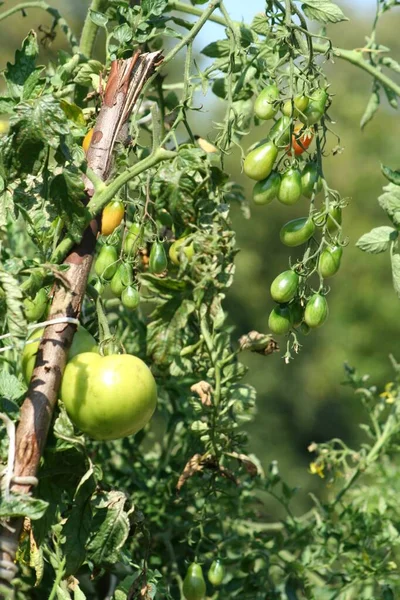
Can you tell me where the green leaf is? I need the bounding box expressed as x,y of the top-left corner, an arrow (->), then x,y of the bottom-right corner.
201,40 -> 231,58
301,0 -> 348,23
4,31 -> 39,99
0,269 -> 27,338
86,491 -> 130,566
113,23 -> 133,44
381,56 -> 400,74
383,84 -> 398,109
0,98 -> 16,114
360,88 -> 380,130
142,0 -> 168,16
356,226 -> 398,254
73,60 -> 103,87
59,100 -> 86,126
49,167 -> 89,243
89,10 -> 108,27
251,14 -> 270,36
391,252 -> 400,298
381,165 -> 400,187
0,494 -> 48,520
0,370 -> 25,401
378,183 -> 400,226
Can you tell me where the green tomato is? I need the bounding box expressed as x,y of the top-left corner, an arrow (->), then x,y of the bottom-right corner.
243,141 -> 278,181
318,245 -> 343,278
60,352 -> 157,440
94,244 -> 118,280
268,116 -> 291,146
304,294 -> 329,328
208,559 -> 225,587
123,222 -> 144,255
110,263 -> 132,297
282,95 -> 309,117
301,162 -> 322,199
254,84 -> 280,120
289,300 -> 304,327
278,168 -> 302,206
149,241 -> 168,274
326,206 -> 342,233
121,285 -> 140,310
280,217 -> 315,247
268,304 -> 292,335
183,563 -> 206,600
252,171 -> 281,206
23,288 -> 48,323
22,326 -> 98,384
270,270 -> 299,304
300,88 -> 328,126
169,236 -> 194,265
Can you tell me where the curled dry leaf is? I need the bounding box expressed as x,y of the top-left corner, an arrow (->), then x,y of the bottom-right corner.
225,451 -> 260,477
176,453 -> 203,491
239,330 -> 279,355
190,380 -> 213,406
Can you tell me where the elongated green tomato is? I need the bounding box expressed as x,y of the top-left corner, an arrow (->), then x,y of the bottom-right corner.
94,244 -> 118,280
243,141 -> 278,181
22,326 -> 98,384
149,241 -> 167,274
252,171 -> 281,205
101,200 -> 124,236
301,162 -> 322,198
183,563 -> 206,600
208,559 -> 225,587
60,352 -> 157,440
270,270 -> 299,303
268,304 -> 292,335
23,288 -> 48,323
123,223 -> 144,255
121,285 -> 140,310
268,116 -> 291,146
326,206 -> 342,233
169,236 -> 195,265
282,95 -> 309,117
304,294 -> 329,328
254,84 -> 280,120
280,217 -> 315,247
110,263 -> 132,296
278,168 -> 302,206
318,245 -> 343,278
289,300 -> 304,327
300,88 -> 328,126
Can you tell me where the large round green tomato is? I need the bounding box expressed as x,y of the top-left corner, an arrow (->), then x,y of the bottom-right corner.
268,304 -> 292,335
268,116 -> 291,146
280,217 -> 315,247
252,171 -> 281,205
183,563 -> 206,600
318,245 -> 343,278
304,294 -> 328,328
254,84 -> 279,120
278,168 -> 302,206
60,353 -> 157,441
243,141 -> 278,181
300,88 -> 328,126
22,326 -> 98,384
270,270 -> 299,303
301,162 -> 322,199
208,559 -> 225,587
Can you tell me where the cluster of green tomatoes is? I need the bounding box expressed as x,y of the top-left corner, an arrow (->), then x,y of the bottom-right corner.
183,560 -> 225,600
243,83 -> 343,336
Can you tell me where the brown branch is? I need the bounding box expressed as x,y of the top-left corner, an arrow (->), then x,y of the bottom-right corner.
0,50 -> 163,591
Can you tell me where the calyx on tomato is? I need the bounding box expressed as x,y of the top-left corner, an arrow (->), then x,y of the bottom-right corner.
243,141 -> 278,181
270,270 -> 299,304
60,352 -> 157,440
280,217 -> 315,247
277,168 -> 302,206
183,563 -> 206,600
254,84 -> 280,120
252,171 -> 281,205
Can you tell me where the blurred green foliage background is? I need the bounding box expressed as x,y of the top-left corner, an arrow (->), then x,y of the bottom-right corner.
1,0 -> 399,510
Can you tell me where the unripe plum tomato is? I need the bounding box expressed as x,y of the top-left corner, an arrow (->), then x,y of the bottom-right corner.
287,124 -> 314,156
124,222 -> 144,255
60,352 -> 157,441
82,127 -> 94,154
243,141 -> 278,181
252,171 -> 281,205
304,293 -> 329,328
94,244 -> 118,280
300,88 -> 328,126
268,304 -> 292,335
169,236 -> 194,265
301,162 -> 322,198
254,84 -> 280,120
268,116 -> 291,146
23,288 -> 48,323
326,205 -> 342,233
22,326 -> 98,384
282,95 -> 309,117
183,563 -> 206,600
270,270 -> 299,304
121,285 -> 140,310
101,200 -> 124,236
149,241 -> 167,274
278,168 -> 302,205
318,245 -> 343,278
110,262 -> 132,297
280,217 -> 315,247
208,559 -> 225,587
289,300 -> 304,327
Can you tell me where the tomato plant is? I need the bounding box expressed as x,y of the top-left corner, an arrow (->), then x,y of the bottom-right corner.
94,244 -> 118,280
149,241 -> 167,274
304,294 -> 329,328
268,304 -> 293,335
